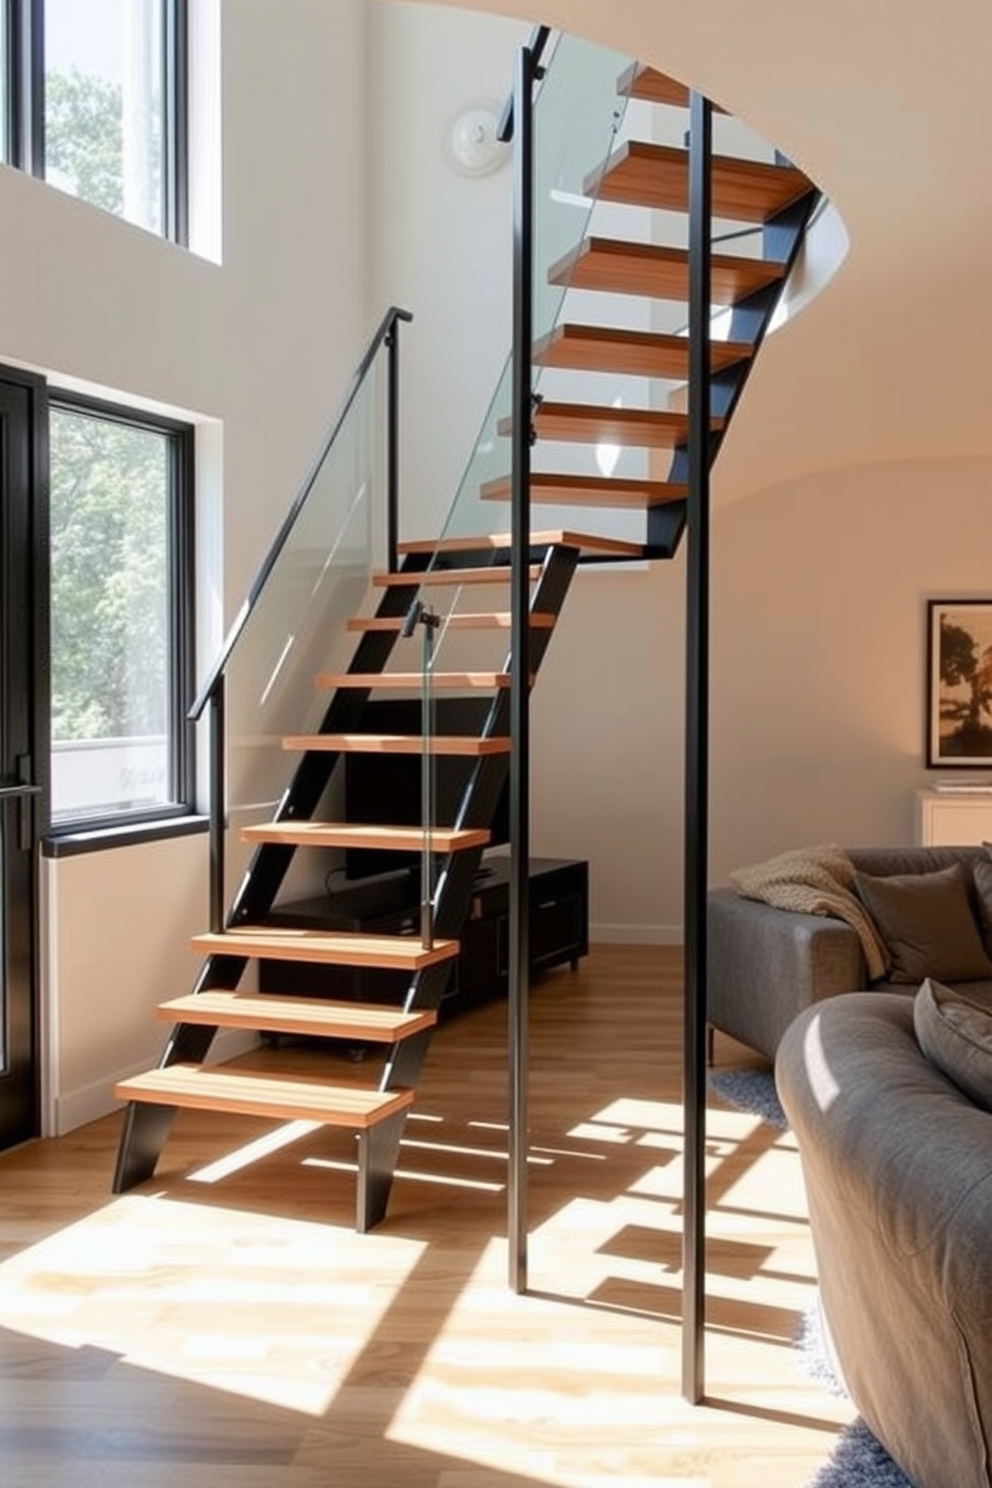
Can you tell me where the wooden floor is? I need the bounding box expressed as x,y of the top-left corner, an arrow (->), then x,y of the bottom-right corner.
0,945 -> 852,1487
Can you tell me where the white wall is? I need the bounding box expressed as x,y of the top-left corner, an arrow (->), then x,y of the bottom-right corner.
1,0 -> 371,1132
367,2 -> 529,538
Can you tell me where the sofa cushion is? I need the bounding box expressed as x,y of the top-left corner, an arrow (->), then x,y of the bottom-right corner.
914,977 -> 992,1111
853,861 -> 992,983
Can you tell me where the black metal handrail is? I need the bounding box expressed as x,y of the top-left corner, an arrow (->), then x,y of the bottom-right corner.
189,303 -> 413,722
496,24 -> 552,143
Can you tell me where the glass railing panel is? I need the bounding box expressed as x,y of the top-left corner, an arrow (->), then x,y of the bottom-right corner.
425,35 -> 799,556
220,357 -> 386,903
430,33 -> 635,550
530,33 -> 635,347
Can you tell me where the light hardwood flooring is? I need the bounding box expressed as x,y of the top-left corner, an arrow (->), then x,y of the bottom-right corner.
0,944 -> 852,1487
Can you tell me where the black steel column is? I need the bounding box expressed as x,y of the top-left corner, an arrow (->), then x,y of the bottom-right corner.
508,39 -> 535,1295
209,678 -> 225,933
386,315 -> 402,575
682,89 -> 712,1405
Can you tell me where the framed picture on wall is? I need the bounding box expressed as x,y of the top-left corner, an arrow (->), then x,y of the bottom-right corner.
927,599 -> 992,766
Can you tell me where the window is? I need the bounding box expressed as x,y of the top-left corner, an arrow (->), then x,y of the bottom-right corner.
48,394 -> 194,829
2,0 -> 187,242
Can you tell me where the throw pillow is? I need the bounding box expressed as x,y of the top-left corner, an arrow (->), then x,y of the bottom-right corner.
914,977 -> 992,1111
852,862 -> 992,984
974,856 -> 992,957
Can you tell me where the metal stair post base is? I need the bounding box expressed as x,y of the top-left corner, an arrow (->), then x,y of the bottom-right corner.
112,1101 -> 178,1193
355,1111 -> 408,1233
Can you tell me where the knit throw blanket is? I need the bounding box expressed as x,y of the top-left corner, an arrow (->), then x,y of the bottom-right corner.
730,844 -> 888,981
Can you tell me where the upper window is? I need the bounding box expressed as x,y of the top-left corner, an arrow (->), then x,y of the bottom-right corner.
2,0 -> 187,242
48,394 -> 195,829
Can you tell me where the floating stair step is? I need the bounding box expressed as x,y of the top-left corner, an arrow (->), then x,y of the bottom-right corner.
372,565 -> 542,587
547,237 -> 785,304
618,62 -> 726,112
395,528 -> 638,558
241,821 -> 491,853
155,991 -> 437,1044
192,926 -> 459,971
401,532 -> 645,559
585,140 -> 811,221
281,733 -> 511,756
347,611 -> 555,632
115,1065 -> 413,1128
533,324 -> 751,379
481,473 -> 687,509
501,402 -> 722,449
315,670 -> 512,691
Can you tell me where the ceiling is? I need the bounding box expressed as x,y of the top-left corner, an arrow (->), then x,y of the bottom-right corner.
387,0 -> 992,503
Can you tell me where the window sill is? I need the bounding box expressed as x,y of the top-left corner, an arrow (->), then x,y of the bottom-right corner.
42,813 -> 209,858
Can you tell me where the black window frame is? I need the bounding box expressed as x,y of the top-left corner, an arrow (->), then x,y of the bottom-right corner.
2,0 -> 189,245
44,389 -> 197,845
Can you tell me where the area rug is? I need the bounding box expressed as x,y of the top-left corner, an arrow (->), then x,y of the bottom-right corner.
806,1418 -> 914,1488
797,1305 -> 914,1488
707,1066 -> 788,1129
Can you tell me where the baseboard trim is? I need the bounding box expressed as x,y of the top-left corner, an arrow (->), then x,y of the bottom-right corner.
590,923 -> 684,946
54,1028 -> 260,1136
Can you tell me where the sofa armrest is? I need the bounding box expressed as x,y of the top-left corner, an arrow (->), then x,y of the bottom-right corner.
707,886 -> 869,1060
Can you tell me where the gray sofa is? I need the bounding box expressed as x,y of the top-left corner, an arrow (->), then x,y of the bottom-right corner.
777,990 -> 992,1488
708,844 -> 992,1061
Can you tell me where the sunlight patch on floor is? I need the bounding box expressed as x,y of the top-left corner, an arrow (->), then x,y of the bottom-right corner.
0,1193 -> 426,1415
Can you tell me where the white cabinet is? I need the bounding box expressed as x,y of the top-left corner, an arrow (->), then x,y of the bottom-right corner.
915,789 -> 992,846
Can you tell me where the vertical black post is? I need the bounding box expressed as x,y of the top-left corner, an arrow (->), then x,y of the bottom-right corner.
386,314 -> 402,575
8,0 -> 44,176
419,608 -> 438,951
508,39 -> 534,1295
209,677 -> 226,933
682,89 -> 712,1405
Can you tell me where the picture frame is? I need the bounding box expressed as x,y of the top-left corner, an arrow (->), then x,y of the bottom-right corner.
927,599 -> 992,766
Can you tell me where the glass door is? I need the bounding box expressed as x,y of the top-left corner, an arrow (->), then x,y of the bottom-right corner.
0,372 -> 43,1150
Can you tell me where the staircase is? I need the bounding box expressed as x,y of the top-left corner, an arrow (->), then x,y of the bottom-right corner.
112,40 -> 818,1232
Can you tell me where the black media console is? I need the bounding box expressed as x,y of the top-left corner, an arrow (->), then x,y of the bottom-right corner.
261,856 -> 589,1014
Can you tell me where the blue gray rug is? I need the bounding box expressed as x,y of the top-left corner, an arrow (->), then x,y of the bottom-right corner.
707,1066 -> 788,1129
806,1418 -> 914,1488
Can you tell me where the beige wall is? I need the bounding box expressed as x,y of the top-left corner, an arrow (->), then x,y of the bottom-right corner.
41,836 -> 210,1133
526,456 -> 992,939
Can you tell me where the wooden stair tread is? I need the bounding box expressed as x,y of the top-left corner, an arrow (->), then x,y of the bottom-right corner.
315,670 -> 512,690
395,529 -> 639,557
533,323 -> 751,379
241,821 -> 491,852
192,926 -> 459,971
502,402 -> 723,449
585,140 -> 812,221
397,529 -> 646,559
156,991 -> 436,1043
115,1065 -> 413,1128
372,565 -> 542,587
281,733 -> 511,756
481,473 -> 687,509
618,62 -> 726,113
347,611 -> 555,632
547,237 -> 784,304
